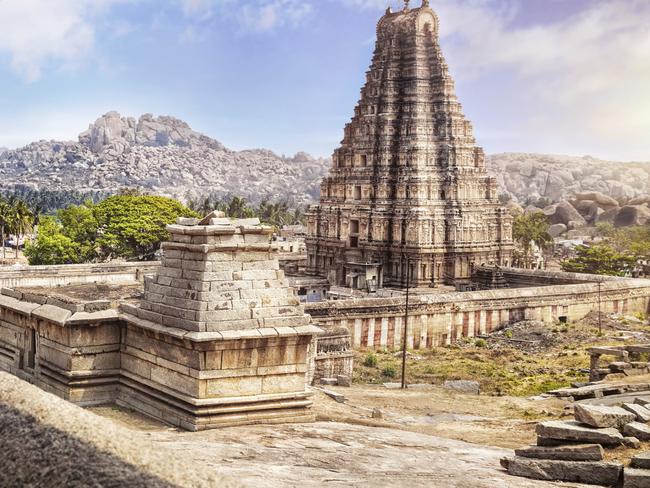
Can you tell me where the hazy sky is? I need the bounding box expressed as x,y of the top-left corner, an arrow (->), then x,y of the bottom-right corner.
0,0 -> 649,161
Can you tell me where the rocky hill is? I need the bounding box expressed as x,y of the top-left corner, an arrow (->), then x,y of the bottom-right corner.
487,153 -> 650,234
0,112 -> 328,205
1,113 -> 649,217
487,153 -> 650,205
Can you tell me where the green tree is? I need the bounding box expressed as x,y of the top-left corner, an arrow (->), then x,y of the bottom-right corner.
610,226 -> 650,260
94,195 -> 198,260
57,202 -> 99,261
512,211 -> 552,266
24,217 -> 83,265
225,196 -> 255,219
561,244 -> 636,276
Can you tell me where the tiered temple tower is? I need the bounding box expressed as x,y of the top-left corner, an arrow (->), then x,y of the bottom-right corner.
305,1 -> 513,289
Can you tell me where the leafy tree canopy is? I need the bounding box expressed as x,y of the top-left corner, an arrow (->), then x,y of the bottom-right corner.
561,244 -> 636,276
512,211 -> 552,253
25,195 -> 197,265
24,217 -> 82,266
94,195 -> 198,260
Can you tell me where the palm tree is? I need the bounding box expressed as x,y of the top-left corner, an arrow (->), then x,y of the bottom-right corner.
0,197 -> 10,260
10,200 -> 34,259
227,196 -> 253,218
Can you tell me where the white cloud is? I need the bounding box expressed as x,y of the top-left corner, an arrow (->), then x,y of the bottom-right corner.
0,0 -> 132,82
430,0 -> 650,159
177,0 -> 312,33
239,0 -> 312,32
178,0 -> 218,19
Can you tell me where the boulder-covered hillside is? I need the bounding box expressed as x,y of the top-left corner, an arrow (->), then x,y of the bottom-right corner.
1,113 -> 649,212
0,112 -> 328,205
487,153 -> 650,204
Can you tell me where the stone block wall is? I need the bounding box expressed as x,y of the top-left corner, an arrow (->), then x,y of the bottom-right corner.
312,326 -> 354,384
0,216 -> 321,431
116,215 -> 321,430
0,291 -> 122,406
0,262 -> 157,289
306,273 -> 650,350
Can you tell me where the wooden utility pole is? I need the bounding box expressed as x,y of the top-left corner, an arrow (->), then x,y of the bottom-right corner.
401,257 -> 411,389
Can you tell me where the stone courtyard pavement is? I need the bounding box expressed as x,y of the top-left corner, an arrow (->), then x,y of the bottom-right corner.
143,421 -> 590,487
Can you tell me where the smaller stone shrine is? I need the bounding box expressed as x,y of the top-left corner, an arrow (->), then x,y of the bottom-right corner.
0,213 -> 321,432
120,214 -> 321,430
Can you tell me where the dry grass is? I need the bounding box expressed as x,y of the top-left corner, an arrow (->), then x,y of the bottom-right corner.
353,315 -> 650,397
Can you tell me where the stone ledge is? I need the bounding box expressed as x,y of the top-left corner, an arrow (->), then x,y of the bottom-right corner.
120,309 -> 321,343
0,294 -> 40,316
166,224 -> 274,236
67,309 -> 120,326
32,304 -> 72,326
161,242 -> 273,253
120,372 -> 312,407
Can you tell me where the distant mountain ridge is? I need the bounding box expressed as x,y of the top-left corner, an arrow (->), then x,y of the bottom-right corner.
1,112 -> 648,208
0,112 -> 328,205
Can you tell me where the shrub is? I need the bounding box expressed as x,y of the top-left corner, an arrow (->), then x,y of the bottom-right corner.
504,330 -> 513,339
382,364 -> 397,378
474,338 -> 487,348
363,352 -> 378,368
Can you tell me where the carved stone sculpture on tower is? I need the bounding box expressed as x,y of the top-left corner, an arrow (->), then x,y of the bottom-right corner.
305,4 -> 513,289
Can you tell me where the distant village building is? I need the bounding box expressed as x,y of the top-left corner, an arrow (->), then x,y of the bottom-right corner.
305,1 -> 513,290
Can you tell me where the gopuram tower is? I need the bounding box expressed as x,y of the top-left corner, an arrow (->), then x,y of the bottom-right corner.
305,1 -> 513,289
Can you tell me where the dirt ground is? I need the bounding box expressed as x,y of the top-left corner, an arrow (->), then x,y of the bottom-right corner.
93,386 -> 593,488
87,311 -> 649,486
355,311 -> 650,396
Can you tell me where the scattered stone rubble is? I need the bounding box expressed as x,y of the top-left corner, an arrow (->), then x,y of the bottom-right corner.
502,401 -> 650,486
548,382 -> 650,401
588,345 -> 650,382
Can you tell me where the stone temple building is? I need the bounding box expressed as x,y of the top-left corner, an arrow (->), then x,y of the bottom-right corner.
0,216 -> 321,431
305,0 -> 513,289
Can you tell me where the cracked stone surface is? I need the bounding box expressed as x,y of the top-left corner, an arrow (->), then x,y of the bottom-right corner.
140,421 -> 592,487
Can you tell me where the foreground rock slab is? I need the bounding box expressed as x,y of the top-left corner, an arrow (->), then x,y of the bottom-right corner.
624,468 -> 650,488
631,452 -> 650,470
514,444 -> 604,461
500,457 -> 622,486
624,437 -> 642,449
624,422 -> 650,441
623,403 -> 650,423
536,420 -> 624,446
574,404 -> 635,429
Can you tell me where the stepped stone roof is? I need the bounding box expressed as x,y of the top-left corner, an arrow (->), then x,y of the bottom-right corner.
120,213 -> 318,340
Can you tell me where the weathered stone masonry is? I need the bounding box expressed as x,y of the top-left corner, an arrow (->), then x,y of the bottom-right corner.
306,2 -> 513,289
306,269 -> 650,350
0,218 -> 321,431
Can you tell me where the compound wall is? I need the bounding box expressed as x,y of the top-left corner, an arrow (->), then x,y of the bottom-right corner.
306,271 -> 650,350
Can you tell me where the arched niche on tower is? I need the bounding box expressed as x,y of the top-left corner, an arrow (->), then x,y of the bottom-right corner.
417,11 -> 439,37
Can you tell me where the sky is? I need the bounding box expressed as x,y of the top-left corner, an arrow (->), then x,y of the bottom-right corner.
0,0 -> 649,161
